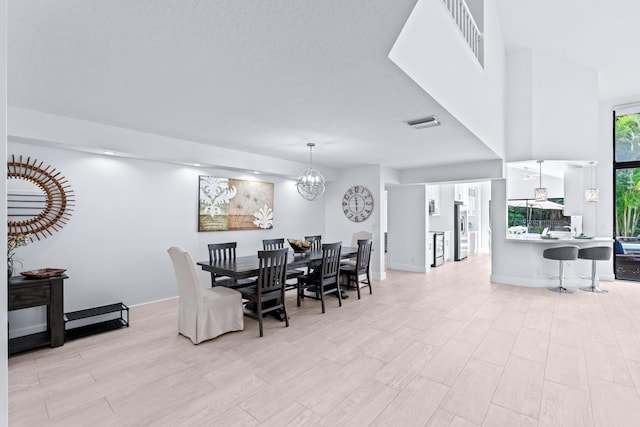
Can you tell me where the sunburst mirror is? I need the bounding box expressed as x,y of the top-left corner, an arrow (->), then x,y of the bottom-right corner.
7,155 -> 74,240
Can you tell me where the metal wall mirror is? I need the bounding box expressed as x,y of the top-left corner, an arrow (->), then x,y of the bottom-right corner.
7,155 -> 74,240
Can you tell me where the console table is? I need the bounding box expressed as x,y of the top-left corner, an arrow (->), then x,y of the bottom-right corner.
8,274 -> 67,355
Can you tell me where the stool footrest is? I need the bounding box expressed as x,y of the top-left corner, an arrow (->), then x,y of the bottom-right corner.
547,286 -> 575,293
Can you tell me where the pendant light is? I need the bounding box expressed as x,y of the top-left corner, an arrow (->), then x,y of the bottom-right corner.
534,160 -> 547,202
296,142 -> 325,201
585,161 -> 599,202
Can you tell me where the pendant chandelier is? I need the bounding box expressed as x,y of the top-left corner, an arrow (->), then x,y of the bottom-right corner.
585,161 -> 599,202
296,142 -> 325,201
534,160 -> 548,202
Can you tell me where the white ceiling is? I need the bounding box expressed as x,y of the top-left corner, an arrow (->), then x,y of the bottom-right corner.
8,1 -> 640,171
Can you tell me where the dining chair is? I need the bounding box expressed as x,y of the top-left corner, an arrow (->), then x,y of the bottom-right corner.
342,231 -> 374,266
235,248 -> 290,337
167,246 -> 244,344
208,242 -> 251,288
340,239 -> 373,299
262,238 -> 304,287
304,235 -> 322,251
297,241 -> 343,313
263,238 -> 285,250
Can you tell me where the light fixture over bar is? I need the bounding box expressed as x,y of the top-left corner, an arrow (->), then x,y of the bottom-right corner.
585,161 -> 599,202
534,160 -> 547,201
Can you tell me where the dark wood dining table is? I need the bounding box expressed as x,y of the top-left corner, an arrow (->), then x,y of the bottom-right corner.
197,247 -> 358,320
197,246 -> 358,280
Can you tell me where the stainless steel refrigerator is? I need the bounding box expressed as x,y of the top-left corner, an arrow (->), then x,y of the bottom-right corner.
454,202 -> 468,261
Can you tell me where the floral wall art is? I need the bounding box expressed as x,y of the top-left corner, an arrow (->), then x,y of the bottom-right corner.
198,176 -> 274,231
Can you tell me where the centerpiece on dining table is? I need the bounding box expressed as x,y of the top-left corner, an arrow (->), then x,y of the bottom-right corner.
287,239 -> 312,254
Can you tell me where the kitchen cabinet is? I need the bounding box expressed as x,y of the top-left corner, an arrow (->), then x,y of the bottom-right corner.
427,185 -> 440,216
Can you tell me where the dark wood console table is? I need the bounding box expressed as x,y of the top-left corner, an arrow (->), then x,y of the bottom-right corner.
8,274 -> 67,355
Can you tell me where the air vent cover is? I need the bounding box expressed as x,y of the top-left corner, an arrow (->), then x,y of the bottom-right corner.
407,116 -> 440,129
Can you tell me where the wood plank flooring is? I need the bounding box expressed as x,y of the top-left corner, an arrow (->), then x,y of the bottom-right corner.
9,253 -> 640,426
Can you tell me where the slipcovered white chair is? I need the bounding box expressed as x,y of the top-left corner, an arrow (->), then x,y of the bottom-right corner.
167,246 -> 243,344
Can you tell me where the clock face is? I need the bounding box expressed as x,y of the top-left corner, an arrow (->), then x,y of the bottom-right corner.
342,186 -> 374,222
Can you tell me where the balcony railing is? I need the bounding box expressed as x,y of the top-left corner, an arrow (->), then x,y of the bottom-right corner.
441,0 -> 483,65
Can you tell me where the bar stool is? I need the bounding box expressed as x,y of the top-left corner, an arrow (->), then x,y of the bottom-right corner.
543,246 -> 579,293
578,246 -> 612,293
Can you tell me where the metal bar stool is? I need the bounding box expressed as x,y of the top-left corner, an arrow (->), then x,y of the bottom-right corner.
543,246 -> 579,293
578,246 -> 612,293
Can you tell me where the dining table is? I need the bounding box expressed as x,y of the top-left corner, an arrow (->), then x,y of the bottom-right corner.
197,246 -> 358,319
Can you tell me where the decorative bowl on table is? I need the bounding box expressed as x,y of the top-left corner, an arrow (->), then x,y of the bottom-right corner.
20,268 -> 67,279
288,239 -> 311,254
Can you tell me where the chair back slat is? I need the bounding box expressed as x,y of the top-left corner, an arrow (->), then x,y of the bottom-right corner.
321,242 -> 342,282
257,248 -> 288,295
208,242 -> 237,263
263,238 -> 285,250
356,239 -> 373,272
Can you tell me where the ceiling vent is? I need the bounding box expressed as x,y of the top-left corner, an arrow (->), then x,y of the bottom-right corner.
406,116 -> 441,129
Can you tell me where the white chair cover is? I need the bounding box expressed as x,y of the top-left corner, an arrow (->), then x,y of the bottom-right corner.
167,246 -> 243,344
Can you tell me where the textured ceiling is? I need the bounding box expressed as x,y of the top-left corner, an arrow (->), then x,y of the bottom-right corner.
7,0 -> 496,171
8,1 -> 640,172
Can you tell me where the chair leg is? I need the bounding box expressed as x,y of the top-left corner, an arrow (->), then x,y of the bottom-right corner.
336,279 -> 343,307
320,283 -> 326,313
281,290 -> 290,328
297,279 -> 302,307
547,260 -> 575,293
257,301 -> 264,337
367,271 -> 372,295
355,274 -> 361,300
580,260 -> 608,293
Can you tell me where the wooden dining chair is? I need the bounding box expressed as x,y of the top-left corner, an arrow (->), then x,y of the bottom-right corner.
297,241 -> 343,313
263,238 -> 285,250
304,235 -> 322,251
235,248 -> 290,337
263,238 -> 304,287
340,239 -> 373,299
207,242 -> 251,288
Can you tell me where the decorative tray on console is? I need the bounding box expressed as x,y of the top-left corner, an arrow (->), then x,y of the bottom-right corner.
20,268 -> 67,279
288,239 -> 311,253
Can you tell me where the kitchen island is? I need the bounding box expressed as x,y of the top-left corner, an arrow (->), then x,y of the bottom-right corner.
490,235 -> 614,287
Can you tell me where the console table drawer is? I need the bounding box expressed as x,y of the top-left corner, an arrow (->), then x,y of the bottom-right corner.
9,283 -> 51,309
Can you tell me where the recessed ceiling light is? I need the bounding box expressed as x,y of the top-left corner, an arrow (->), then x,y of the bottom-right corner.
102,150 -> 116,155
192,163 -> 202,167
406,116 -> 441,129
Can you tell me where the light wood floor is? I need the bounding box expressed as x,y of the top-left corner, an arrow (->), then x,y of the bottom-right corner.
9,253 -> 640,426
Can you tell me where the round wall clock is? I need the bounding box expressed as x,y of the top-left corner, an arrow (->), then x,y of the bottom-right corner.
342,185 -> 374,222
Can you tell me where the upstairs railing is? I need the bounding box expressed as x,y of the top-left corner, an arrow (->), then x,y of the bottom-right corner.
441,0 -> 483,65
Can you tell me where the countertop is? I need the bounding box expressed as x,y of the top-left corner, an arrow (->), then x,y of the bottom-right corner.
506,234 -> 613,244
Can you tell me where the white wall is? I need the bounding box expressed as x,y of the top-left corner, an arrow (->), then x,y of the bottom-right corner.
506,51 -> 599,162
7,141 -> 325,337
389,0 -> 506,159
1,0 -> 8,420
387,185 -> 429,273
323,165 -> 386,280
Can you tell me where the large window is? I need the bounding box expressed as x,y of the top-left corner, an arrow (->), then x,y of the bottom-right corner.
614,106 -> 640,280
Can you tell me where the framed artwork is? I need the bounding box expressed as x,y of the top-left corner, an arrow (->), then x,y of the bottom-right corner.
198,176 -> 274,231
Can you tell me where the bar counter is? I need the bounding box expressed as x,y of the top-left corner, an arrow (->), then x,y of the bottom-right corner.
490,235 -> 614,287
